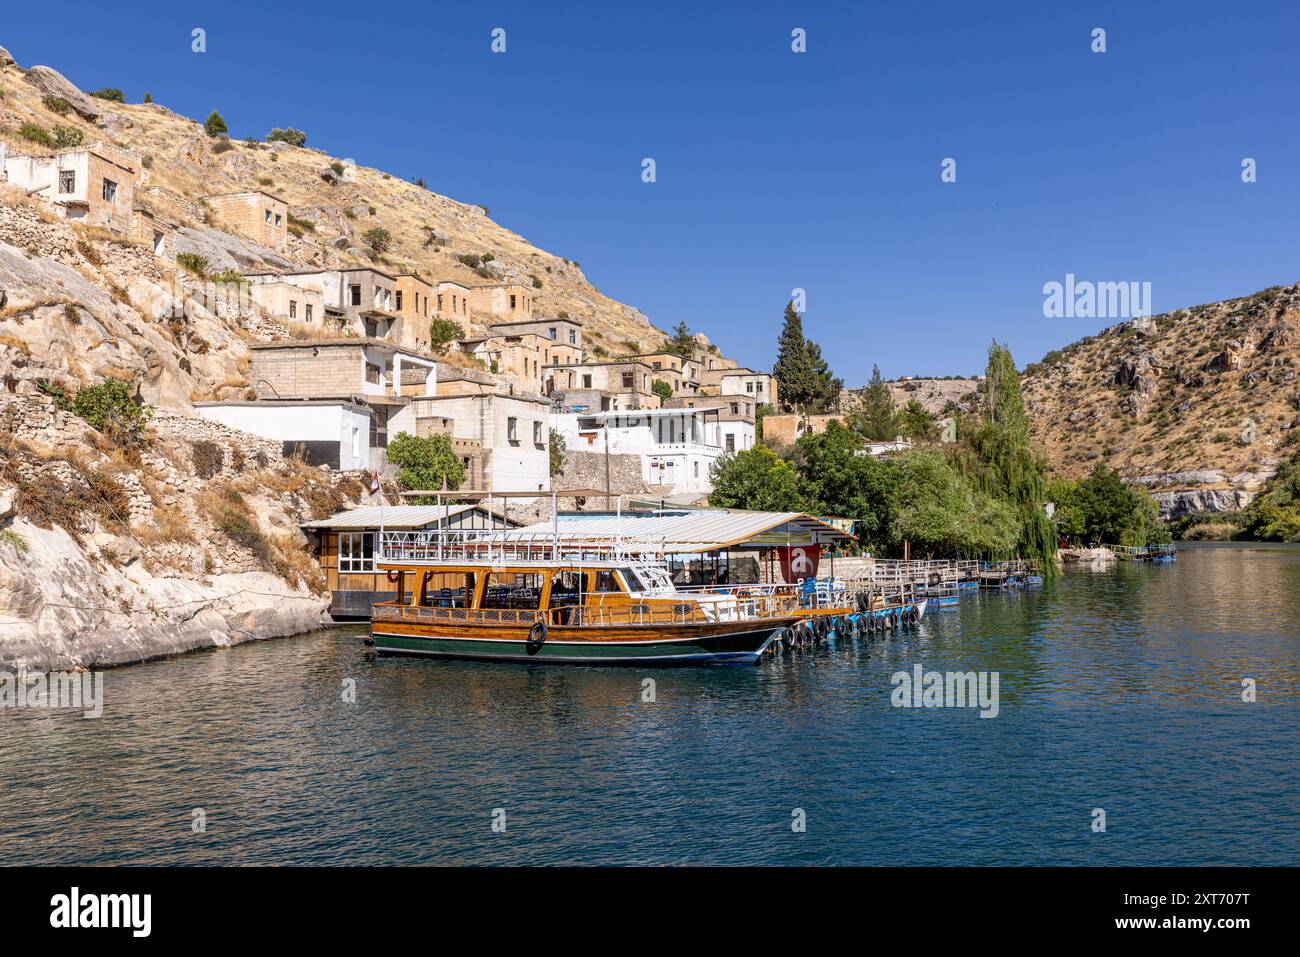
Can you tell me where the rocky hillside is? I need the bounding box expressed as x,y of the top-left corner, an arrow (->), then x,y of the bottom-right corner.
1020,283 -> 1300,516
0,43 -> 664,354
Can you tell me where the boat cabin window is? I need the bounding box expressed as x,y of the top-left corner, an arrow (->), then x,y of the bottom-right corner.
480,572 -> 543,610
418,572 -> 473,608
549,571 -> 582,609
590,569 -> 625,594
617,567 -> 646,593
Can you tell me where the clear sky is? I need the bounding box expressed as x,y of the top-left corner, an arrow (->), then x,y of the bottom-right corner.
3,0 -> 1298,384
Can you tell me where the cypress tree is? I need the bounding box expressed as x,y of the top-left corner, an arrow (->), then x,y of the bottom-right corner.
855,364 -> 898,440
773,301 -> 815,411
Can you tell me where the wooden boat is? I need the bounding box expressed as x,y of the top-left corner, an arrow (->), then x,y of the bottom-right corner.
367,530 -> 851,666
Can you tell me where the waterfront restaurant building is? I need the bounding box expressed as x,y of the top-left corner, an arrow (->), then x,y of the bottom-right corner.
302,504 -> 519,618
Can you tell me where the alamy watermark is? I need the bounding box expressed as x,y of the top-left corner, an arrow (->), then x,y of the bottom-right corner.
1043,273 -> 1151,320
890,664 -> 999,718
0,669 -> 104,718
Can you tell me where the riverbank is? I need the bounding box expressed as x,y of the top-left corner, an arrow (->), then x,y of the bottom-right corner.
0,518 -> 328,671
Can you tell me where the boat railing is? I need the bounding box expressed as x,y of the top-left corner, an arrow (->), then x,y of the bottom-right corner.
377,528 -> 666,565
372,592 -> 804,627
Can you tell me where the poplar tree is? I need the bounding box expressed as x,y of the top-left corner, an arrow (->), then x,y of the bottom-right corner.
952,342 -> 1058,573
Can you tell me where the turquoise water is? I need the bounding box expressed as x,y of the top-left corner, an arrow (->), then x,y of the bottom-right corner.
2,543 -> 1297,865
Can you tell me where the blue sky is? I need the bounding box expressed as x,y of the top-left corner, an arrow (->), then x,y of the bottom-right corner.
4,1 -> 1298,384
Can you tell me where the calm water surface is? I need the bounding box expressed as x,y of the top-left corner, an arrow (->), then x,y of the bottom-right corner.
3,543 -> 1298,865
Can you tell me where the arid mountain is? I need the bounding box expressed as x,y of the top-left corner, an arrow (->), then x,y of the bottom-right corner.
0,44 -> 664,355
1020,283 -> 1300,516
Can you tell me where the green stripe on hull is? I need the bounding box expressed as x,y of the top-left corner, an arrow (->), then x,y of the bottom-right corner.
371,628 -> 780,666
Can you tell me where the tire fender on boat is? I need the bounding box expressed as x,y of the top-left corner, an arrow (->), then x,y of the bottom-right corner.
526,620 -> 548,655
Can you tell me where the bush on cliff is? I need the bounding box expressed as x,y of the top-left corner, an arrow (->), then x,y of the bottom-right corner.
68,378 -> 153,447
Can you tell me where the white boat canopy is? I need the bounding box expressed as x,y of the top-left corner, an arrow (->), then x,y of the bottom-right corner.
497,510 -> 854,554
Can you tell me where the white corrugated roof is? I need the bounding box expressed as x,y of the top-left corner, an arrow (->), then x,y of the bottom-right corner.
302,504 -> 481,530
505,510 -> 852,553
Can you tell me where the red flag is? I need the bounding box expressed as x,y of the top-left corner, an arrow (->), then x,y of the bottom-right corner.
370,470 -> 380,494
776,544 -> 821,582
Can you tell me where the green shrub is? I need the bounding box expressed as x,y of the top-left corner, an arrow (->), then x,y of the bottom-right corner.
69,378 -> 153,445
428,317 -> 465,355
0,529 -> 29,555
19,123 -> 54,147
652,379 -> 673,401
176,253 -> 209,278
52,125 -> 84,148
362,227 -> 392,253
457,253 -> 481,269
267,127 -> 307,147
90,88 -> 125,102
42,95 -> 71,115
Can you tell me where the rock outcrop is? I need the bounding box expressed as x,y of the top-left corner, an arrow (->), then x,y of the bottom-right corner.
22,65 -> 103,122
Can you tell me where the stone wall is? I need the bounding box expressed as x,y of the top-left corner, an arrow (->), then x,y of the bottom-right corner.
251,344 -> 362,398
554,450 -> 650,495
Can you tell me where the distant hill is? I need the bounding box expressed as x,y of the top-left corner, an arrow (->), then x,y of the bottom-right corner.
1019,283 -> 1300,516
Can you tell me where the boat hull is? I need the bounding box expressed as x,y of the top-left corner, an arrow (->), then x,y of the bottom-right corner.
370,623 -> 790,666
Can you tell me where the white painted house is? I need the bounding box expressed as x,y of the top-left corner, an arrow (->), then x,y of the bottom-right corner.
552,407 -> 725,494
197,400 -> 373,471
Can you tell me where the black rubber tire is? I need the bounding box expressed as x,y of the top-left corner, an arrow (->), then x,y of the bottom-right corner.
526,620 -> 548,655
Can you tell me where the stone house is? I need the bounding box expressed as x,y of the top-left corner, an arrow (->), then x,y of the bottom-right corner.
468,282 -> 534,322
433,281 -> 474,326
394,274 -> 434,351
664,395 -> 756,455
250,280 -> 324,326
700,367 -> 778,409
544,358 -> 660,411
551,406 -> 726,494
245,268 -> 399,339
413,373 -> 552,492
197,339 -> 438,469
1,144 -> 136,233
204,190 -> 288,249
634,351 -> 702,395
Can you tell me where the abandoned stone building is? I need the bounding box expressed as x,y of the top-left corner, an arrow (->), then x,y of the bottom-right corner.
205,190 -> 289,249
1,143 -> 137,233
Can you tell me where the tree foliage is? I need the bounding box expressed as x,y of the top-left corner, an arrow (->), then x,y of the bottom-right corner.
950,342 -> 1058,573
386,432 -> 465,501
267,127 -> 307,147
651,379 -> 673,401
549,428 -> 566,476
1048,464 -> 1169,547
662,321 -> 696,358
68,378 -> 153,446
773,301 -> 816,412
852,364 -> 897,440
428,317 -> 465,355
709,446 -> 804,511
893,450 -> 1019,558
203,110 -> 228,138
362,227 -> 392,254
1239,457 -> 1300,542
